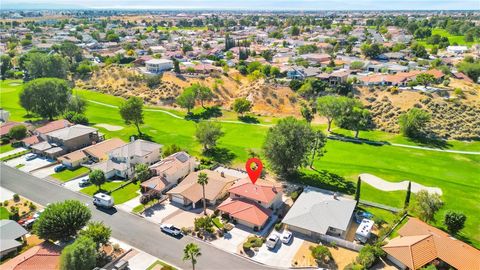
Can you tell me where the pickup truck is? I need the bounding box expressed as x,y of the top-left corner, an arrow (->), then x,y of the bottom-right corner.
160,224 -> 182,236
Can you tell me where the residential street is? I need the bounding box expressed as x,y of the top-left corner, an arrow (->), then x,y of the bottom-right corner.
0,164 -> 272,270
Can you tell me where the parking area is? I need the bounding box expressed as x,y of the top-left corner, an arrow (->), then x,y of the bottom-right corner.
5,155 -> 55,173
163,207 -> 213,228
253,232 -> 305,267
63,175 -> 89,192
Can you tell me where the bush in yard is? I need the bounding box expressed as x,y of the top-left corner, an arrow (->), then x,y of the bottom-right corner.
13,194 -> 20,201
444,211 -> 466,235
274,222 -> 283,231
135,163 -> 151,182
60,236 -> 97,270
310,245 -> 332,264
356,244 -> 385,269
8,125 -> 27,140
70,113 -> 89,125
34,200 -> 91,241
344,263 -> 364,270
79,221 -> 112,248
140,194 -> 152,205
89,169 -> 106,191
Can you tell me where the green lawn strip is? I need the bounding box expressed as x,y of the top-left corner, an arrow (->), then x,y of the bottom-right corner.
80,181 -> 140,204
146,260 -> 178,270
0,206 -> 10,219
0,150 -> 31,161
51,167 -> 90,182
15,164 -> 25,169
359,206 -> 399,225
359,182 -> 406,209
212,217 -> 224,229
0,144 -> 15,154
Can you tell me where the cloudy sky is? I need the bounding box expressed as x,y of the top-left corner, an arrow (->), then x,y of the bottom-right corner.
4,0 -> 480,10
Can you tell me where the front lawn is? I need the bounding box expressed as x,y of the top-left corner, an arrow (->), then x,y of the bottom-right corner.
146,260 -> 177,270
51,167 -> 90,182
0,143 -> 14,154
80,181 -> 140,204
0,207 -> 10,219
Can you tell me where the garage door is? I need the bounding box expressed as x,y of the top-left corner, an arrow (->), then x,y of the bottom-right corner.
171,195 -> 184,205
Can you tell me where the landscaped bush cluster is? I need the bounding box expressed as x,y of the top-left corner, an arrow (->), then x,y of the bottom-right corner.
242,236 -> 264,250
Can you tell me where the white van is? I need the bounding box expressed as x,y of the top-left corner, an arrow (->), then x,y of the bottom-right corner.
93,193 -> 114,208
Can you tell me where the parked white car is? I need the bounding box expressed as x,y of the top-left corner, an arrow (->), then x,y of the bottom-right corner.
282,231 -> 293,244
266,234 -> 280,249
25,153 -> 37,161
160,224 -> 182,236
93,193 -> 114,208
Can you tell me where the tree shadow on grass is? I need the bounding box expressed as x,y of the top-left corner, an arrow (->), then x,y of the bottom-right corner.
286,170 -> 356,195
238,115 -> 260,124
203,147 -> 236,165
329,132 -> 387,147
408,134 -> 452,150
185,106 -> 223,122
131,133 -> 154,142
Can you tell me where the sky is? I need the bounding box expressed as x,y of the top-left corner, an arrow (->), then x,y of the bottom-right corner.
3,0 -> 480,10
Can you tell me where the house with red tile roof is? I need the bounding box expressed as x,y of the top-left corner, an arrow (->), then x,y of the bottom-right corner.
383,217 -> 480,270
1,241 -> 62,270
0,122 -> 23,137
217,178 -> 283,231
34,119 -> 71,140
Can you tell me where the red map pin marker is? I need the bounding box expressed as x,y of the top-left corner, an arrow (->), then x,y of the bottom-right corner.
245,158 -> 263,184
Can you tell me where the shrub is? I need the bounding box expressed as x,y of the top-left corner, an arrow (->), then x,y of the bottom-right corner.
71,114 -> 89,125
13,194 -> 20,201
3,200 -> 8,206
310,245 -> 332,264
274,222 -> 283,231
139,194 -> 152,205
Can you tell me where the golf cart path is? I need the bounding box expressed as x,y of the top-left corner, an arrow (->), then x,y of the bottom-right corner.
86,99 -> 480,154
359,173 -> 443,195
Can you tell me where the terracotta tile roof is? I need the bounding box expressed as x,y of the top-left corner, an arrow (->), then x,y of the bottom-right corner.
167,170 -> 237,203
1,241 -> 61,270
383,218 -> 480,270
34,119 -> 71,135
58,149 -> 87,163
228,178 -> 282,204
425,69 -> 444,79
141,175 -> 170,192
21,135 -> 40,145
217,198 -> 272,227
82,138 -> 126,160
0,122 -> 22,136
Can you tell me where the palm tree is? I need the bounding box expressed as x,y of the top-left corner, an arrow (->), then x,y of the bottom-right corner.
197,172 -> 209,215
183,243 -> 201,270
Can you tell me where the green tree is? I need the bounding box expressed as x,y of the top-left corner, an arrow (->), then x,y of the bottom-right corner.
337,105 -> 371,139
183,243 -> 201,270
416,73 -> 435,86
194,84 -> 214,108
176,87 -> 197,113
413,190 -> 443,222
25,53 -> 68,79
135,163 -> 151,182
444,211 -> 466,235
263,117 -> 316,175
195,121 -> 224,151
60,236 -> 97,270
1,54 -> 12,79
8,125 -> 27,140
197,172 -> 209,215
355,177 -> 361,202
350,61 -> 364,70
317,96 -> 349,132
20,78 -> 71,120
67,95 -> 87,114
79,221 -> 112,248
33,200 -> 91,241
163,144 -> 183,157
361,43 -> 382,59
56,41 -> 83,64
457,59 -> 480,82
398,108 -> 431,138
119,96 -> 144,135
300,104 -> 314,123
89,169 -> 106,191
232,98 -> 252,116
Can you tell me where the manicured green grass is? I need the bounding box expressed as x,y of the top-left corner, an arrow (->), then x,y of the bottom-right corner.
212,217 -> 224,229
2,80 -> 479,247
80,181 -> 140,204
15,164 -> 25,169
146,260 -> 178,270
0,144 -> 14,154
416,28 -> 479,49
0,150 -> 31,161
51,167 -> 90,182
0,207 -> 10,219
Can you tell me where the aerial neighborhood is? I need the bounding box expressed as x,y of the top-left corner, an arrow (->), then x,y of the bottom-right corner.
0,6 -> 479,270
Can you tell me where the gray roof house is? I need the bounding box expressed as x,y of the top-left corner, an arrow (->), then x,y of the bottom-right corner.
0,220 -> 28,258
282,187 -> 357,240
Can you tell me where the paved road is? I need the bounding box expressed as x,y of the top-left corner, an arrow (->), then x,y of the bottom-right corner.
0,164 -> 271,270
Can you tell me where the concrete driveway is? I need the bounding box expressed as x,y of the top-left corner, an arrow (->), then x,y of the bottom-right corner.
253,232 -> 305,267
163,208 -> 213,228
142,201 -> 182,224
63,175 -> 89,192
5,155 -> 55,173
116,195 -> 141,213
211,226 -> 252,253
31,165 -> 56,178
